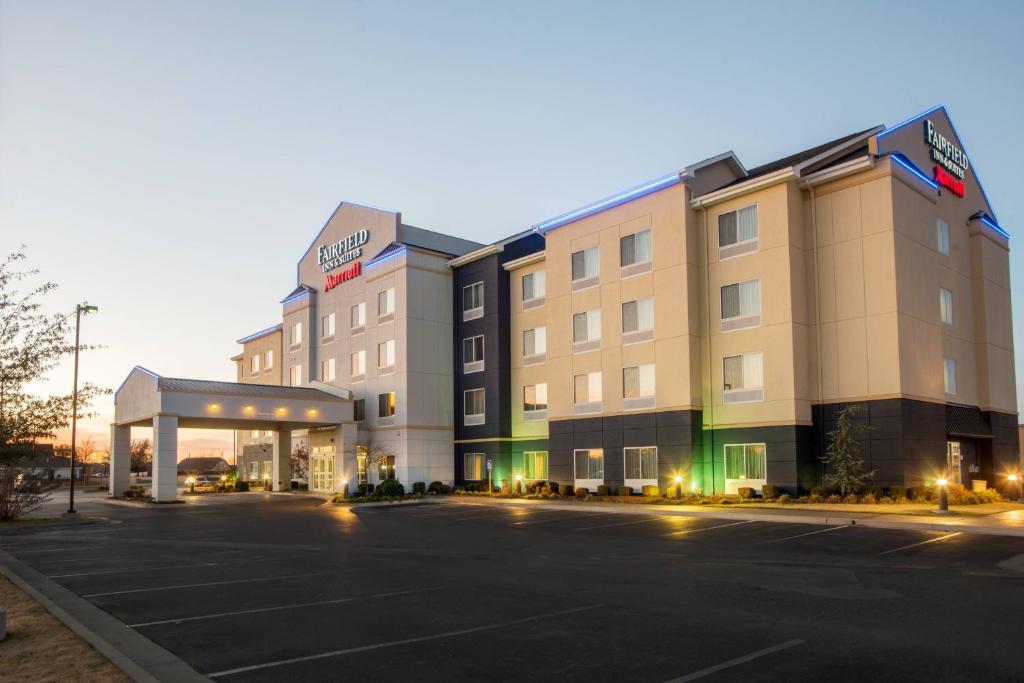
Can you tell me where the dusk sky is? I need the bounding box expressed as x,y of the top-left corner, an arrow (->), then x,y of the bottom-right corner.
2,0 -> 1022,457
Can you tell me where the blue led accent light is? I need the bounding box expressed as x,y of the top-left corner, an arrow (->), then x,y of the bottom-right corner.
281,290 -> 311,306
875,104 -> 945,141
367,247 -> 408,267
236,324 -> 283,344
534,172 -> 682,232
889,153 -> 939,190
979,215 -> 1011,239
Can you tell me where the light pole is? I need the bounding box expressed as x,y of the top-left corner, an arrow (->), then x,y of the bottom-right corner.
935,478 -> 950,514
1009,474 -> 1022,502
674,475 -> 683,501
67,303 -> 98,516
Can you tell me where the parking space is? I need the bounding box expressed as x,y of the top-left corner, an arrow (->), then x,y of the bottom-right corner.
2,496 -> 1024,681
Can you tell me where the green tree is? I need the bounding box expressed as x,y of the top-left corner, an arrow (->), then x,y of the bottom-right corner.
0,247 -> 108,462
820,404 -> 876,496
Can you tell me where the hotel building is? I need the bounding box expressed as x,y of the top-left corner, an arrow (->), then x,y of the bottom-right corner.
235,106 -> 1018,496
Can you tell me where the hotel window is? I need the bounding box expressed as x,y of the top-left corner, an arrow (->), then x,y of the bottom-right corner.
264,350 -> 273,371
574,371 -> 602,413
250,354 -> 260,376
622,297 -> 654,343
522,270 -> 546,307
378,339 -> 395,372
939,288 -> 953,325
289,365 -> 301,386
937,218 -> 950,256
523,383 -> 547,420
351,302 -> 366,331
624,447 -> 657,485
944,358 -> 957,395
723,352 -> 764,403
321,313 -> 335,339
623,364 -> 655,409
464,453 -> 484,481
574,448 -> 604,482
725,443 -> 766,483
250,429 -> 260,439
572,309 -> 601,352
353,398 -> 366,421
721,278 -> 761,331
289,322 -> 302,348
378,392 -> 395,418
350,350 -> 366,380
524,451 -> 548,480
321,357 -> 336,382
463,335 -> 485,374
249,461 -> 259,479
463,281 -> 484,320
377,288 -> 395,319
464,388 -> 485,426
523,327 -> 546,362
718,205 -> 759,259
571,246 -> 599,289
378,455 -> 396,481
620,229 -> 652,275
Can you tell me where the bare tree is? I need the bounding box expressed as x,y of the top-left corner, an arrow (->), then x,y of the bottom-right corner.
290,444 -> 309,481
361,435 -> 397,481
130,438 -> 152,474
0,468 -> 50,521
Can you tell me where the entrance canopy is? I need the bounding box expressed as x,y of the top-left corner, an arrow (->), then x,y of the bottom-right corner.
111,366 -> 356,501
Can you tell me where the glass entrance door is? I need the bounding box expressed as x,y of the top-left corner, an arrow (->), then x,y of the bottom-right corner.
310,453 -> 335,491
946,441 -> 962,485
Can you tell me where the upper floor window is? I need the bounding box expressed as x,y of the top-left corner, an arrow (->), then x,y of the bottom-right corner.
937,218 -> 950,256
378,392 -> 396,418
523,383 -> 547,420
264,350 -> 273,370
353,398 -> 366,421
378,339 -> 395,372
723,352 -> 764,403
321,357 -> 336,382
939,288 -> 953,325
523,327 -> 546,360
351,302 -> 366,330
573,309 -> 601,351
463,335 -> 484,373
721,279 -> 761,331
571,246 -> 599,290
321,313 -> 336,339
620,229 -> 652,271
574,371 -> 602,413
350,350 -> 366,379
622,298 -> 654,343
250,354 -> 260,376
623,364 -> 655,402
943,357 -> 957,395
289,365 -> 301,386
523,270 -> 546,305
463,282 -> 484,320
464,388 -> 485,426
378,288 -> 395,318
718,205 -> 759,258
289,322 -> 302,347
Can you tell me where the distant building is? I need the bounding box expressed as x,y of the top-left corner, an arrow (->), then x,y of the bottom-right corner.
176,456 -> 231,476
9,444 -> 83,480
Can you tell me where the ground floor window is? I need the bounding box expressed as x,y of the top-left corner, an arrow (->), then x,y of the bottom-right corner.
724,443 -> 766,493
249,461 -> 259,479
574,448 -> 604,483
624,446 -> 657,486
378,455 -> 396,481
464,452 -> 484,481
524,451 -> 548,480
310,453 -> 335,491
357,447 -> 368,485
260,460 -> 272,479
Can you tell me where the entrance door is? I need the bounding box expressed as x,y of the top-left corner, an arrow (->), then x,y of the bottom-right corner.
946,441 -> 962,485
310,454 -> 335,492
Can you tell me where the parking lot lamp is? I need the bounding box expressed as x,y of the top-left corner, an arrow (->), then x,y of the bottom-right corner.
186,476 -> 196,494
936,478 -> 949,513
1009,473 -> 1021,502
514,474 -> 522,495
67,303 -> 98,516
674,475 -> 683,500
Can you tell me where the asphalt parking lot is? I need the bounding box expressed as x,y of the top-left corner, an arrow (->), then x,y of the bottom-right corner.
2,493 -> 1024,682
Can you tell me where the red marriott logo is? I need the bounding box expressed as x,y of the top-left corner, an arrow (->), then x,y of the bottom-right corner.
324,261 -> 362,292
934,165 -> 965,197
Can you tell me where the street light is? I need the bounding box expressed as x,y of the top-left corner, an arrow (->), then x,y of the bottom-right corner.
935,477 -> 950,514
66,304 -> 98,516
1008,473 -> 1021,502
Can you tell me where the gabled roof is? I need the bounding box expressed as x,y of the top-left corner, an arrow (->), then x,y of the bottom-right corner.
159,376 -> 346,401
281,284 -> 316,305
236,323 -> 282,345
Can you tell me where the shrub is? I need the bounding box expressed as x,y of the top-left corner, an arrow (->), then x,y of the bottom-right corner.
465,483 -> 480,492
887,486 -> 907,500
810,486 -> 832,497
861,492 -> 878,504
584,494 -> 594,502
596,485 -> 612,496
843,493 -> 860,504
375,479 -> 405,497
737,487 -> 756,499
548,482 -> 560,494
574,487 -> 589,497
233,480 -> 250,492
412,482 -> 426,494
526,480 -> 547,495
761,485 -> 782,500
777,493 -> 792,504
560,483 -> 573,496
642,485 -> 660,498
909,486 -> 933,502
427,481 -> 444,494
501,481 -> 511,495
618,486 -> 634,497
826,495 -> 842,504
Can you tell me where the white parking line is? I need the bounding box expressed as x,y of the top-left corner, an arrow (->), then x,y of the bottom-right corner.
758,525 -> 848,544
129,585 -> 451,628
663,638 -> 805,682
208,603 -> 604,677
83,572 -> 326,598
512,511 -> 609,527
665,520 -> 757,537
877,532 -> 963,556
48,556 -> 276,579
573,516 -> 666,531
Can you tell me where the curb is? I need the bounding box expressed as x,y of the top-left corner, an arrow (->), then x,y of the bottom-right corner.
0,548 -> 208,682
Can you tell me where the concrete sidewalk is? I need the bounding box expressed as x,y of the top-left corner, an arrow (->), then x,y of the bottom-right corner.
442,496 -> 1024,538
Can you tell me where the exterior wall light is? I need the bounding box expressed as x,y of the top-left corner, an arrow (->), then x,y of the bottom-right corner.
209,403 -> 220,411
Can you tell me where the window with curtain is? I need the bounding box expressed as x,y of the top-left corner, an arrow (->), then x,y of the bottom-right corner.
723,352 -> 763,391
623,365 -> 655,399
937,218 -> 950,256
463,336 -> 484,365
378,392 -> 395,417
624,447 -> 657,480
290,322 -> 302,346
721,279 -> 761,319
620,229 -> 652,267
622,298 -> 654,334
523,327 -> 546,356
378,339 -> 395,370
353,399 -> 365,421
573,310 -> 601,342
250,355 -> 260,375
289,365 -> 301,386
724,443 -> 766,479
939,288 -> 953,325
574,372 -> 602,404
264,350 -> 273,370
351,302 -> 366,329
524,451 -> 548,479
321,358 -> 335,382
464,388 -> 485,421
464,453 -> 484,480
322,313 -> 336,338
377,288 -> 395,316
719,205 -> 758,247
462,282 -> 484,313
350,350 -> 366,378
523,271 -> 546,301
944,358 -> 957,394
571,246 -> 599,281
523,383 -> 548,413
574,449 -> 604,480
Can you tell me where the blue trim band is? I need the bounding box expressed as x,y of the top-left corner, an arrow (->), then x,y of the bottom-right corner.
236,324 -> 283,344
979,215 -> 1011,239
889,153 -> 939,190
281,290 -> 311,306
876,104 -> 944,141
367,247 -> 408,267
534,172 -> 682,233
